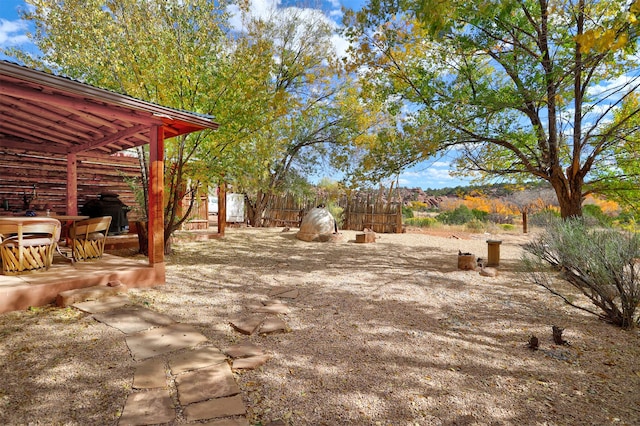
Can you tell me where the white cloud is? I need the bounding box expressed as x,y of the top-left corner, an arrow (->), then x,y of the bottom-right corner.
0,19 -> 29,47
226,0 -> 351,60
587,74 -> 640,97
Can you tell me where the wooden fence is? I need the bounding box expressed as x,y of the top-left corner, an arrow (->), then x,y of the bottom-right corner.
342,194 -> 403,233
262,194 -> 320,227
0,149 -> 142,220
263,192 -> 403,233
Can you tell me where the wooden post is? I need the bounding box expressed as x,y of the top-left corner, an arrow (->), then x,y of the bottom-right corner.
486,240 -> 502,267
66,153 -> 78,215
148,125 -> 164,264
217,182 -> 226,236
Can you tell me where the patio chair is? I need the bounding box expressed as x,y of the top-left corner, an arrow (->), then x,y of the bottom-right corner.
0,217 -> 61,275
69,216 -> 112,262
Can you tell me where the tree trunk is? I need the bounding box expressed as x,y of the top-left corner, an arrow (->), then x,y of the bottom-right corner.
246,191 -> 270,227
136,221 -> 148,256
550,172 -> 584,219
522,211 -> 528,234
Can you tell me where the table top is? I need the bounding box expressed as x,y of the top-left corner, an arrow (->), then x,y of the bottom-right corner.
0,216 -> 62,223
50,215 -> 90,221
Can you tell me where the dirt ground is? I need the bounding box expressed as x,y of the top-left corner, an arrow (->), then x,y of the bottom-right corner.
0,226 -> 639,425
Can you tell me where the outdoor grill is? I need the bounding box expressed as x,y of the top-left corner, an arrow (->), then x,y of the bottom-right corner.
81,192 -> 130,235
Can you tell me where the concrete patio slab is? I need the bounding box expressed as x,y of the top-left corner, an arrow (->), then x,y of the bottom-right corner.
133,358 -> 167,389
224,341 -> 265,359
72,295 -> 131,313
183,394 -> 246,422
169,346 -> 227,375
125,323 -> 209,361
118,389 -> 175,425
93,306 -> 176,334
176,363 -> 240,405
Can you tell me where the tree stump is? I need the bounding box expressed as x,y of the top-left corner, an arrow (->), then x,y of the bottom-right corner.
457,253 -> 477,270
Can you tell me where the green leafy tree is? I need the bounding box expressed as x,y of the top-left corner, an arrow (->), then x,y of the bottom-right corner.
10,0 -> 233,253
344,0 -> 640,218
227,7 -> 377,226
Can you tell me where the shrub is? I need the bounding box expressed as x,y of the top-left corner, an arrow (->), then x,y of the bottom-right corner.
529,208 -> 561,227
465,218 -> 485,232
582,204 -> 613,227
500,223 -> 515,231
326,203 -> 344,228
438,205 -> 472,224
405,217 -> 438,228
522,218 -> 640,329
438,205 -> 488,225
402,206 -> 414,219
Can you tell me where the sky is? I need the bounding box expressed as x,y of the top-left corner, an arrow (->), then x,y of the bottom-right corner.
0,0 -> 470,191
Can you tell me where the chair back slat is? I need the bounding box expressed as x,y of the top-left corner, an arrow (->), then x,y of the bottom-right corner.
69,216 -> 112,261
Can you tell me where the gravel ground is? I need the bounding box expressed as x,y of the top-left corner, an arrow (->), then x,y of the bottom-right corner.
1,227 -> 639,425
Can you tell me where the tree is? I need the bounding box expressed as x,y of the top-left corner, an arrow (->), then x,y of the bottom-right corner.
227,7 -> 378,226
505,186 -> 558,233
344,0 -> 640,218
10,0 -> 233,253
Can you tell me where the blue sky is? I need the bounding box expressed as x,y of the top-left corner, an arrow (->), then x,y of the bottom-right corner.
0,0 -> 469,191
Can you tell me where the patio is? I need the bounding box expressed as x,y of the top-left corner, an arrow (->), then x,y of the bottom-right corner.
0,249 -> 160,314
0,60 -> 219,312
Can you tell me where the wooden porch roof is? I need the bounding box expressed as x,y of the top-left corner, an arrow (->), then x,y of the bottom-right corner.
0,60 -> 218,155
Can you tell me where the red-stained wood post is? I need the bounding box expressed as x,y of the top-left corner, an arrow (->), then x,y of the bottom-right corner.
66,153 -> 78,215
148,125 -> 164,264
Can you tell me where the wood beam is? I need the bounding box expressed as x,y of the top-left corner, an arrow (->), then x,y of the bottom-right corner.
68,124 -> 147,154
0,84 -> 163,126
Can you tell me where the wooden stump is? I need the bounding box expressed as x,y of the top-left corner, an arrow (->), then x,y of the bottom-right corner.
355,232 -> 376,243
457,254 -> 477,270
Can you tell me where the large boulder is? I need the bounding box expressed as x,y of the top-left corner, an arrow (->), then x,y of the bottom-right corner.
296,207 -> 339,242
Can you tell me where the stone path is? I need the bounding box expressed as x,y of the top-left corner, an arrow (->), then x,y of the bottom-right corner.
70,286 -> 299,425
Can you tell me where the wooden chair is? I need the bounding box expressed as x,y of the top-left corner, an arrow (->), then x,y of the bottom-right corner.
69,216 -> 112,261
0,217 -> 61,275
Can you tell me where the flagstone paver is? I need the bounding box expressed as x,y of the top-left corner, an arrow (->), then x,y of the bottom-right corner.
247,301 -> 291,314
72,295 -> 131,313
258,317 -> 288,334
224,341 -> 265,358
118,389 -> 175,425
169,346 -> 227,375
232,354 -> 272,370
69,289 -> 294,424
176,363 -> 240,405
125,323 -> 209,360
229,316 -> 265,335
93,306 -> 176,334
133,358 -> 167,389
201,418 -> 251,426
183,394 -> 247,422
268,287 -> 299,299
